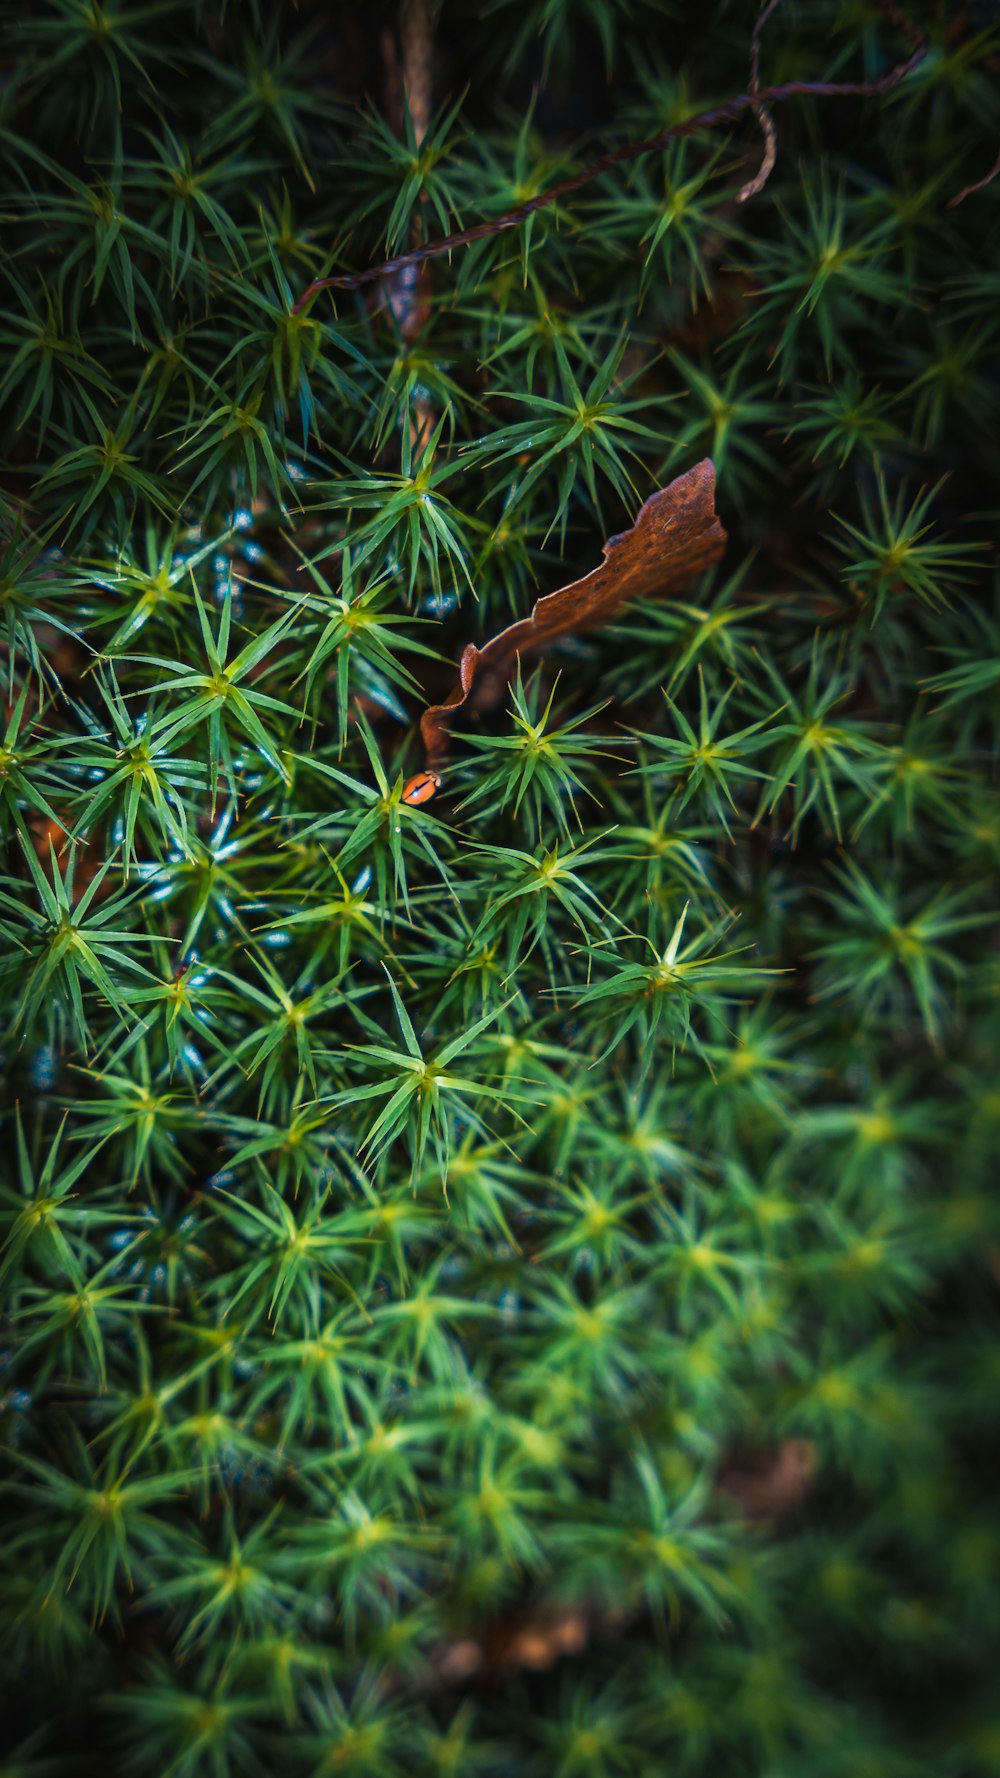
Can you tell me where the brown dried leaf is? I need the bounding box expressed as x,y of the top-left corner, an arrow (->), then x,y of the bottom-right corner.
717,1439 -> 818,1520
416,1601 -> 618,1697
420,458 -> 726,768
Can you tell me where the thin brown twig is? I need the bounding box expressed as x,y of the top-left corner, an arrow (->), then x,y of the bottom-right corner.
377,4 -> 436,356
401,0 -> 435,149
738,0 -> 782,203
398,0 -> 434,444
400,0 -> 437,445
948,146 -> 1000,207
290,6 -> 925,315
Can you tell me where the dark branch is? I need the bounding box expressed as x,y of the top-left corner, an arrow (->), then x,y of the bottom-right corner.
948,147 -> 1000,208
290,6 -> 925,316
738,0 -> 782,204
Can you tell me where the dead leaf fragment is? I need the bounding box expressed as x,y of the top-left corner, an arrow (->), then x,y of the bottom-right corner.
420,458 -> 726,768
419,1603 -> 606,1696
718,1439 -> 818,1520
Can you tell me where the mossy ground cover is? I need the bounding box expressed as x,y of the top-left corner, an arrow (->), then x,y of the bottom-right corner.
1,2 -> 998,1772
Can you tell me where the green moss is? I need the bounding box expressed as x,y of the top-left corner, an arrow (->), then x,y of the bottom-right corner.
0,1 -> 998,1772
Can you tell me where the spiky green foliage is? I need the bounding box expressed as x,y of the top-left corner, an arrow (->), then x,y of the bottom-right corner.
1,1 -> 999,1772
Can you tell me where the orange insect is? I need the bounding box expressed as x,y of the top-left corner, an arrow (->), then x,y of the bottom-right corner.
401,769 -> 442,806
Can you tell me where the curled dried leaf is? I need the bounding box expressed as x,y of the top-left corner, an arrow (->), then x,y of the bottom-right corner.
420,457 -> 727,770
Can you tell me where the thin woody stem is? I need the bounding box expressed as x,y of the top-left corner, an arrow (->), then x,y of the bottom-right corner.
948,146 -> 1000,208
401,0 -> 435,150
290,10 -> 925,316
738,0 -> 782,203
